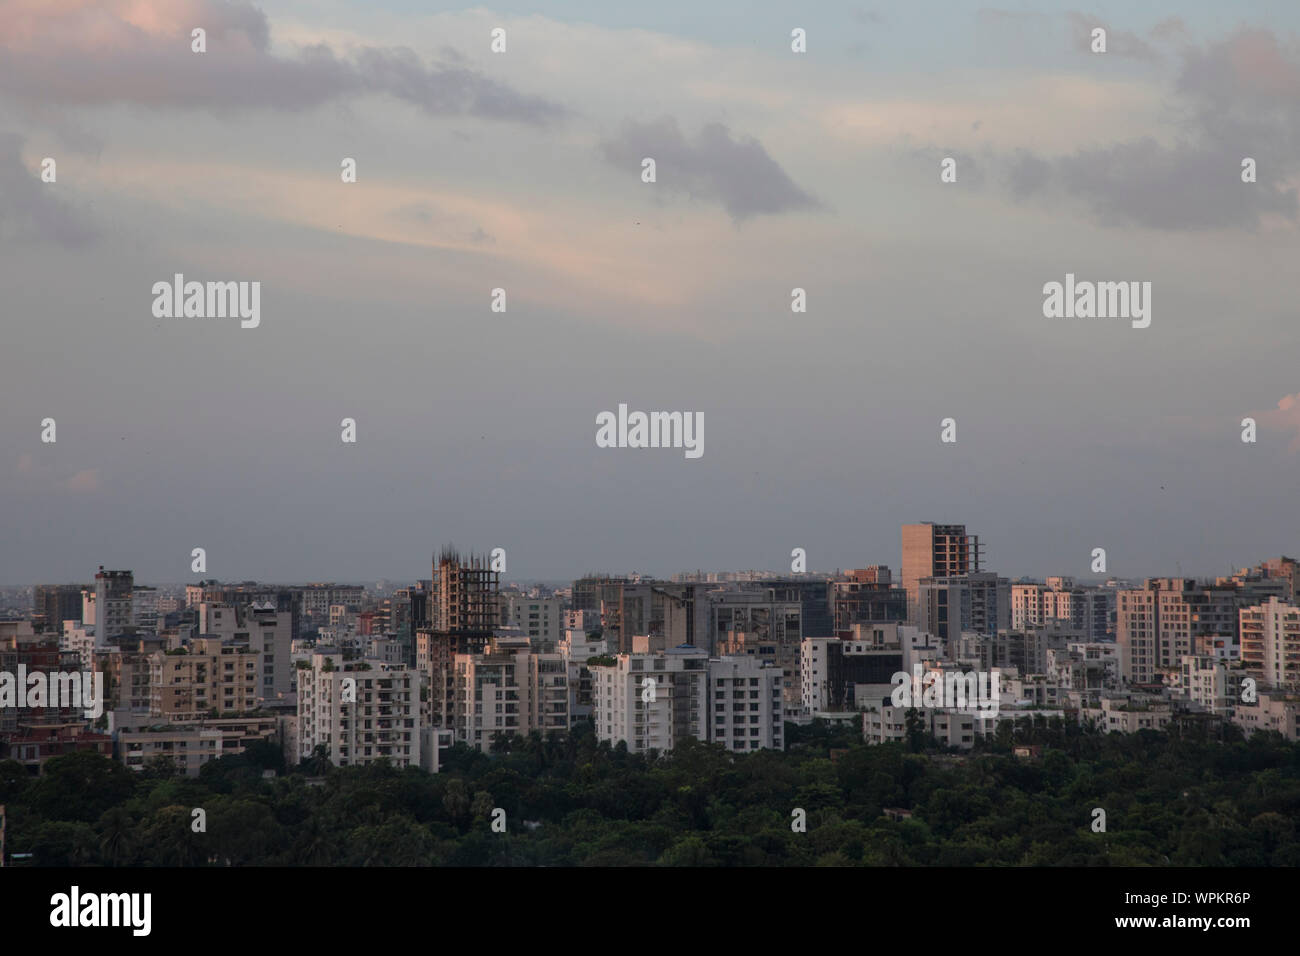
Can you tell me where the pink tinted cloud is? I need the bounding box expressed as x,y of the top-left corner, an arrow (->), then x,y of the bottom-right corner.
66,468 -> 100,493
1253,392 -> 1300,452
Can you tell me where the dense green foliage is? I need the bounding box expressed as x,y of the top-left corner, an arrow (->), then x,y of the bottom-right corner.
3,718 -> 1299,866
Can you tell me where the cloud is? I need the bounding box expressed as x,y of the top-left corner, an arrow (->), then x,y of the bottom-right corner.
1253,393 -> 1300,452
906,146 -> 986,188
1052,139 -> 1296,229
65,469 -> 100,493
976,9 -> 1045,28
0,132 -> 99,246
0,0 -> 563,123
1149,17 -> 1189,44
389,201 -> 495,243
600,118 -> 818,222
921,27 -> 1300,230
1005,149 -> 1051,200
1066,12 -> 1158,61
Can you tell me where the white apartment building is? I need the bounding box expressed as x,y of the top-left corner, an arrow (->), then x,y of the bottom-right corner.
1178,655 -> 1234,714
864,705 -> 978,749
591,646 -> 709,753
558,618 -> 608,726
297,653 -> 420,768
709,656 -> 784,752
451,636 -> 569,749
61,621 -> 96,670
1080,695 -> 1173,733
591,649 -> 783,753
1239,597 -> 1300,690
1232,691 -> 1300,741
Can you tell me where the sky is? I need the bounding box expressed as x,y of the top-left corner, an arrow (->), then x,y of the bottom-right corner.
3,0 -> 1300,585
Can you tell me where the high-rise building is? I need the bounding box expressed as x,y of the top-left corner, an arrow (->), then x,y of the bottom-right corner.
432,549 -> 499,634
1117,579 -> 1240,685
199,602 -> 294,702
90,567 -> 134,639
800,636 -> 904,715
917,572 -> 1010,651
831,568 -> 908,631
590,646 -> 709,752
298,652 -> 420,768
32,584 -> 84,634
421,549 -> 501,728
497,592 -> 565,649
760,577 -> 835,640
451,633 -> 569,749
1240,597 -> 1300,691
708,656 -> 785,753
1011,578 -> 1114,641
901,524 -> 981,624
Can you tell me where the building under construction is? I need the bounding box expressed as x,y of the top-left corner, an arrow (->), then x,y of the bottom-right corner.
418,548 -> 501,728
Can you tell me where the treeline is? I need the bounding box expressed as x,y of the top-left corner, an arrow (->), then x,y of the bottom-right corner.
3,717 -> 1299,866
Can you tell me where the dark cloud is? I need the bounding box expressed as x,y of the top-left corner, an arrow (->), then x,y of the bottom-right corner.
1045,29 -> 1300,228
600,118 -> 818,222
1054,139 -> 1296,229
0,132 -> 98,247
1005,149 -> 1051,201
0,0 -> 563,124
938,28 -> 1300,230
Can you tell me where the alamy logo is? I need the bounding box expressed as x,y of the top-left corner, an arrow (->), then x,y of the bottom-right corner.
50,886 -> 151,936
595,404 -> 703,459
0,668 -> 104,719
151,274 -> 261,328
890,665 -> 1000,717
1042,273 -> 1150,328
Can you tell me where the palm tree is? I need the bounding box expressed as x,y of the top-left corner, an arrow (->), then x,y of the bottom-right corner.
98,807 -> 134,866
